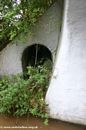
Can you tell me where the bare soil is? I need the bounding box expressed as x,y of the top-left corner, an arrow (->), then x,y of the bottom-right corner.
0,115 -> 85,130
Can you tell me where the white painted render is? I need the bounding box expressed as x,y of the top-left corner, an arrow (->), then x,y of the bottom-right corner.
46,0 -> 86,125
0,1 -> 62,76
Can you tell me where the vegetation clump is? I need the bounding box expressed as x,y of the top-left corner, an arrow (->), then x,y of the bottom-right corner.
0,61 -> 52,124
0,0 -> 56,50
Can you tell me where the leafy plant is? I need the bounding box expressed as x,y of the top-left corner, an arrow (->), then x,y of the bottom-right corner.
0,0 -> 56,50
0,62 -> 52,123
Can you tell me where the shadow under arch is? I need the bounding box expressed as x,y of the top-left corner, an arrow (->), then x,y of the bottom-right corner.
21,44 -> 53,78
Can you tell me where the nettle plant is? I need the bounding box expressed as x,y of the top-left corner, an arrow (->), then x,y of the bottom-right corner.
0,61 -> 52,124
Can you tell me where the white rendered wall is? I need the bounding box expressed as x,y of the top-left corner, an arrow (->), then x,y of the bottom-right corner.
0,1 -> 62,76
46,0 -> 86,125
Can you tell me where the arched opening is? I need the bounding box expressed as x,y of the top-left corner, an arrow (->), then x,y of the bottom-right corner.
22,44 -> 53,78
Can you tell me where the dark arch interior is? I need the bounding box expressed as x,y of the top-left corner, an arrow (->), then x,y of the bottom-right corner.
22,44 -> 53,77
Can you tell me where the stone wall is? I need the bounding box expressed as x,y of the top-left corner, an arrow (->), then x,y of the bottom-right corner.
0,1 -> 62,76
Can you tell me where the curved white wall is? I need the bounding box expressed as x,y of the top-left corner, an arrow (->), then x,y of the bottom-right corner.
0,1 -> 62,76
46,0 -> 86,125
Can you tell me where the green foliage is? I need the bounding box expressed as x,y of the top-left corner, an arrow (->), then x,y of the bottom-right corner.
0,76 -> 29,116
0,0 -> 56,50
0,64 -> 52,123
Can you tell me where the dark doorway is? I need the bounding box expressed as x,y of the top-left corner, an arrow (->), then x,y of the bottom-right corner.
22,44 -> 52,77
